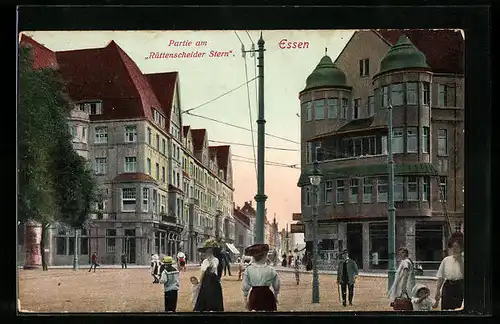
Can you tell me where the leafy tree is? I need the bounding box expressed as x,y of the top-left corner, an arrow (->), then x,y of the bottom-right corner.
18,45 -> 100,270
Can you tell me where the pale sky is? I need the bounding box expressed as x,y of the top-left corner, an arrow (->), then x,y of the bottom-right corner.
22,30 -> 355,228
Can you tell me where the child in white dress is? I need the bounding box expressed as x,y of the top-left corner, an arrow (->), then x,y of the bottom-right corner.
411,284 -> 435,311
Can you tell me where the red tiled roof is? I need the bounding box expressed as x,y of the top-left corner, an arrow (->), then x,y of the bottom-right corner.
19,34 -> 58,70
145,72 -> 178,130
112,172 -> 157,183
191,129 -> 206,151
211,145 -> 230,176
55,40 -> 165,123
374,29 -> 464,74
233,208 -> 250,227
183,125 -> 190,137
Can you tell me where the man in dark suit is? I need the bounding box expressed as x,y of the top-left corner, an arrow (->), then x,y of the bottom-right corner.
222,248 -> 232,276
336,249 -> 359,307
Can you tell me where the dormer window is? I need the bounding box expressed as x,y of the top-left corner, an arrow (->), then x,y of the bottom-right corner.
88,102 -> 102,115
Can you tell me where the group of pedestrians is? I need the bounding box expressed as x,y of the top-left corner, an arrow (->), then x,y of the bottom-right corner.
154,233 -> 463,312
388,233 -> 464,311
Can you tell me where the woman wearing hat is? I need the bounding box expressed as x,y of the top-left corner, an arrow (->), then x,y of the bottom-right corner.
193,239 -> 224,311
159,256 -> 180,312
242,243 -> 281,311
150,254 -> 161,284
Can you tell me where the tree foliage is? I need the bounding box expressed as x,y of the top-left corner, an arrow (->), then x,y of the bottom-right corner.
18,45 -> 100,230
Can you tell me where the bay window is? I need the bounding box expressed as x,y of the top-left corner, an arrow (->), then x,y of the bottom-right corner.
391,83 -> 404,106
377,177 -> 388,202
122,188 -> 137,212
314,99 -> 325,120
407,176 -> 418,201
394,176 -> 404,201
406,127 -> 418,153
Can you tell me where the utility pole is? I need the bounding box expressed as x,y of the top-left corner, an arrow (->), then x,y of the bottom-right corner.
254,33 -> 267,244
387,103 -> 396,289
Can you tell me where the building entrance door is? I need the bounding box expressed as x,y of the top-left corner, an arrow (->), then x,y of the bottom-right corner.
346,223 -> 363,267
124,229 -> 136,264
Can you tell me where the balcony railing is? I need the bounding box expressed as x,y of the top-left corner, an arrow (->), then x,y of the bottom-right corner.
204,226 -> 214,236
189,198 -> 200,207
160,213 -> 177,224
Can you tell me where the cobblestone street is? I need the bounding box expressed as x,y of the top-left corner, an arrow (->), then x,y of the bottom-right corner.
18,266 -> 439,312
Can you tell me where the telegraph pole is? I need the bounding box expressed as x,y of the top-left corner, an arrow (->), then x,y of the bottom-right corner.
387,103 -> 396,289
254,33 -> 267,244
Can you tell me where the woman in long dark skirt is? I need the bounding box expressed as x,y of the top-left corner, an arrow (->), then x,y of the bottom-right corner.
193,239 -> 224,312
434,233 -> 464,310
242,244 -> 280,311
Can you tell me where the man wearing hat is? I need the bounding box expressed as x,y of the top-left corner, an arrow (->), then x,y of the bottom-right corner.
242,243 -> 281,311
336,249 -> 359,307
159,256 -> 180,312
193,239 -> 224,311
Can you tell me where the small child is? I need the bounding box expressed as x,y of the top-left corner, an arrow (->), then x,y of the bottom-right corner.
411,284 -> 435,311
190,276 -> 200,308
238,257 -> 251,281
159,256 -> 180,312
294,258 -> 301,285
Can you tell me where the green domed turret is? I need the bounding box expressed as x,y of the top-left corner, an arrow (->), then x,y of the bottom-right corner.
379,35 -> 430,74
303,55 -> 348,91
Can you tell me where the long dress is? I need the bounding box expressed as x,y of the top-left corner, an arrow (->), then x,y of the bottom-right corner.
194,256 -> 224,311
388,258 -> 416,302
242,259 -> 280,311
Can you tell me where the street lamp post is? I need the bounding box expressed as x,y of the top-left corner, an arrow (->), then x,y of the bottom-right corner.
387,103 -> 396,290
73,228 -> 80,271
309,147 -> 323,304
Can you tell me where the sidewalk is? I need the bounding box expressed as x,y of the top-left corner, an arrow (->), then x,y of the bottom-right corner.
19,264 -> 200,270
274,266 -> 437,280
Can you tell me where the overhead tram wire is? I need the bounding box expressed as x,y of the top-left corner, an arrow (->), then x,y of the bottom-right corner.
185,111 -> 300,145
232,158 -> 300,169
182,76 -> 258,115
232,153 -> 298,167
208,140 -> 298,152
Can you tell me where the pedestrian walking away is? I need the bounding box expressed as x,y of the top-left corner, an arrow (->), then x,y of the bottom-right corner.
336,249 -> 359,307
193,239 -> 224,311
121,253 -> 127,269
388,247 -> 416,308
242,243 -> 280,312
176,250 -> 186,272
433,233 -> 464,310
287,251 -> 293,268
150,254 -> 161,284
159,256 -> 180,312
88,252 -> 99,272
294,257 -> 301,285
222,248 -> 232,276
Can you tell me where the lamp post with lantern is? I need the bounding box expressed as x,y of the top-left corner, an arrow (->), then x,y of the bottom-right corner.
309,146 -> 323,303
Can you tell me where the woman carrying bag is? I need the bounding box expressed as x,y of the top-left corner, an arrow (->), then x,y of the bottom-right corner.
388,247 -> 416,311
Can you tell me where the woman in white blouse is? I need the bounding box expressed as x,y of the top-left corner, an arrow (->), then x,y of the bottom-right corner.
388,247 -> 416,306
433,233 -> 464,310
193,239 -> 224,311
242,243 -> 280,311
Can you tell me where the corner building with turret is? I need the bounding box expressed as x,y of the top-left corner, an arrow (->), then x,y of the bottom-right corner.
297,30 -> 464,271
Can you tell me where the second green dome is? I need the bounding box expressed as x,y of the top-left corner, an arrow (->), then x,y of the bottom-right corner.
303,55 -> 348,91
379,35 -> 430,74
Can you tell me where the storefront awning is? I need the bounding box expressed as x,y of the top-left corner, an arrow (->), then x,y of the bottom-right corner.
226,243 -> 240,255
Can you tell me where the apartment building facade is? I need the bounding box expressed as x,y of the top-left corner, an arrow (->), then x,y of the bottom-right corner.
297,29 -> 464,271
19,35 -> 236,265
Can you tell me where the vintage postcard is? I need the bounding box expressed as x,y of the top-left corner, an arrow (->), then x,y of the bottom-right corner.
18,29 -> 465,313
